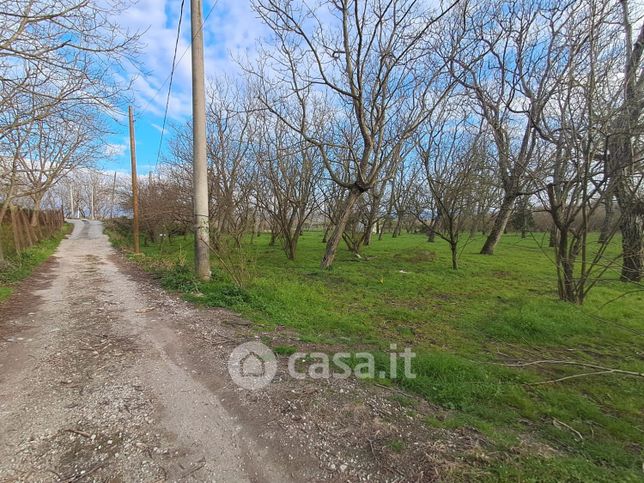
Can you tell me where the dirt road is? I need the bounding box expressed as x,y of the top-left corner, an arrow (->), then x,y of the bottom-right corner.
0,220 -> 306,482
0,220 -> 485,482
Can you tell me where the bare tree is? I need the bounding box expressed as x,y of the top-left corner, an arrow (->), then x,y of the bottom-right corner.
0,0 -> 139,138
253,109 -> 323,260
527,0 -> 640,303
23,112 -> 103,224
205,81 -> 258,244
444,0 -> 565,255
0,0 -> 140,261
253,0 -> 458,268
416,108 -> 488,269
605,0 -> 644,282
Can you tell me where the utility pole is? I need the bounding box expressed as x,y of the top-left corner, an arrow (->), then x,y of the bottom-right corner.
110,171 -> 117,219
128,106 -> 140,254
191,0 -> 211,280
90,182 -> 94,220
70,185 -> 74,219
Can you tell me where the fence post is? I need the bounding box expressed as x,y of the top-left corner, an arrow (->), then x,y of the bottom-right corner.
43,211 -> 50,237
10,205 -> 22,255
31,210 -> 43,241
20,209 -> 34,247
0,225 -> 5,261
0,207 -> 6,261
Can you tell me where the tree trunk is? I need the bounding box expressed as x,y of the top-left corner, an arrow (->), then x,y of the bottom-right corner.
548,227 -> 556,247
322,223 -> 330,243
30,195 -> 43,227
611,157 -> 643,282
607,85 -> 642,281
615,177 -> 642,282
363,194 -> 380,246
378,221 -> 386,240
450,241 -> 458,270
19,209 -> 34,247
283,221 -> 303,260
31,204 -> 44,241
559,257 -> 578,303
598,195 -> 614,244
43,211 -> 51,237
619,211 -> 642,282
554,228 -> 578,303
320,188 -> 361,269
10,206 -> 23,255
480,196 -> 515,255
0,201 -> 10,260
392,217 -> 402,238
284,234 -> 297,260
364,225 -> 374,246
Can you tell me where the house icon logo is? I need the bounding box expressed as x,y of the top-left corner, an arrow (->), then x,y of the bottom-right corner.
228,341 -> 277,390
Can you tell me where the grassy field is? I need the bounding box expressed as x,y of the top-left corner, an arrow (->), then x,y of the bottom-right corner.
109,228 -> 643,481
0,224 -> 71,303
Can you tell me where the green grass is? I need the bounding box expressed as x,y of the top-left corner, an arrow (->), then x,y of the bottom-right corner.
108,228 -> 644,481
0,224 -> 71,302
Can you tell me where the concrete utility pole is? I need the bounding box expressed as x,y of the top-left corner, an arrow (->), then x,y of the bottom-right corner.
70,185 -> 74,219
190,0 -> 211,281
110,171 -> 117,219
128,106 -> 140,254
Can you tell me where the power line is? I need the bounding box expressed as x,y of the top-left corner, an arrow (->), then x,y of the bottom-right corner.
138,0 -> 219,153
169,0 -> 220,97
155,0 -> 186,169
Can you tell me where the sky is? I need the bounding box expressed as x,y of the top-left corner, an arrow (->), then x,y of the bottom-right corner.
101,0 -> 267,177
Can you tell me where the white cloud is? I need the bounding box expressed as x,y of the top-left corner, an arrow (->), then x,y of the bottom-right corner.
119,0 -> 267,122
104,143 -> 128,157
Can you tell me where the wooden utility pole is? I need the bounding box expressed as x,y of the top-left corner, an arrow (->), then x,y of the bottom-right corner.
128,106 -> 140,254
190,0 -> 211,280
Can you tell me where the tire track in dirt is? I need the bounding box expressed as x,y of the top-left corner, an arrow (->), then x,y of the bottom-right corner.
0,220 -> 307,482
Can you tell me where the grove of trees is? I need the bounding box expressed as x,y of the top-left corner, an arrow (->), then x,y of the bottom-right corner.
0,0 -> 139,260
143,0 -> 642,305
2,0 -> 642,306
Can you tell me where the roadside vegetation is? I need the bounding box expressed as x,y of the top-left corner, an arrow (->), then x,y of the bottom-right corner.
108,226 -> 644,481
1,0 -> 641,479
0,224 -> 70,302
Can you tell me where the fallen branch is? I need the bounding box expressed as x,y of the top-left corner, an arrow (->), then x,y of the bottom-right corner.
134,307 -> 155,314
374,383 -> 411,396
195,332 -> 237,345
553,418 -> 583,441
64,461 -> 105,482
502,360 -> 643,378
64,428 -> 91,438
180,461 -> 206,479
529,370 -> 616,385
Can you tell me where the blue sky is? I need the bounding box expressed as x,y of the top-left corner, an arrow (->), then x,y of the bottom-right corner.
101,0 -> 267,177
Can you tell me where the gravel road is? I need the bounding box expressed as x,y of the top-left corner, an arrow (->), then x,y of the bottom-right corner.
0,220 -> 304,482
0,220 -> 486,482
